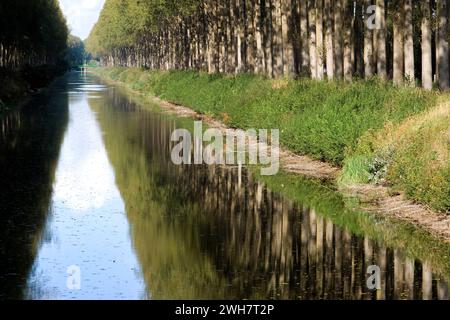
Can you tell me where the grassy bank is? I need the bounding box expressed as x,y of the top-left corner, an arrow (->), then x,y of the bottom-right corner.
93,67 -> 449,212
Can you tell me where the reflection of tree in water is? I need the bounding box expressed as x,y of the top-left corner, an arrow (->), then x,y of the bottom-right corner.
92,88 -> 449,300
174,164 -> 449,300
0,81 -> 69,299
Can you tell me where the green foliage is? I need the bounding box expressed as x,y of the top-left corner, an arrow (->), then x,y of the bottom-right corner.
66,35 -> 88,68
86,0 -> 198,57
0,0 -> 68,103
0,0 -> 68,66
339,156 -> 371,186
0,65 -> 67,105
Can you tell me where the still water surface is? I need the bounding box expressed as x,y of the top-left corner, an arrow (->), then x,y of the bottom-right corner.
0,72 -> 449,300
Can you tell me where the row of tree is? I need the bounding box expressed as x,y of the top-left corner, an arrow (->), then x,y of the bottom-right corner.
0,0 -> 68,70
87,0 -> 450,90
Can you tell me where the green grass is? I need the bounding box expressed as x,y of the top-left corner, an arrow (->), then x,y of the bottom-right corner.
93,67 -> 449,212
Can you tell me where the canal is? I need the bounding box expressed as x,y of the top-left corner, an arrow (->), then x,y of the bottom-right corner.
0,72 -> 448,300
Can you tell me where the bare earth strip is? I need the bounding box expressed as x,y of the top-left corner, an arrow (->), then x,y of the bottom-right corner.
102,75 -> 450,242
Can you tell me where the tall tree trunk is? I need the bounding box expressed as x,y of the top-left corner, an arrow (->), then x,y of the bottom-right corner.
343,0 -> 353,81
235,0 -> 243,73
437,0 -> 450,90
308,0 -> 318,79
325,0 -> 334,79
219,3 -> 227,72
246,0 -> 255,72
376,0 -> 387,80
393,1 -> 404,85
364,0 -> 374,78
355,2 -> 364,78
207,4 -> 214,73
214,2 -> 220,72
404,0 -> 415,85
316,0 -> 324,79
422,0 -> 433,90
282,0 -> 295,76
273,0 -> 284,76
227,0 -> 236,73
300,0 -> 310,76
254,0 -> 264,73
265,0 -> 274,77
334,0 -> 344,79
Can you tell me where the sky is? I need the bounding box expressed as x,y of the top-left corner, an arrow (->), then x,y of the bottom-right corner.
58,0 -> 106,40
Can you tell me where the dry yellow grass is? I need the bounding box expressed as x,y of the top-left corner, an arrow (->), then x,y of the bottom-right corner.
357,97 -> 450,212
270,79 -> 289,90
359,95 -> 447,164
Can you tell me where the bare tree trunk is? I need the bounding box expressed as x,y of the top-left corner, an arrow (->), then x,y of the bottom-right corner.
219,3 -> 227,72
300,0 -> 310,76
404,0 -> 415,85
309,0 -> 318,79
355,3 -> 364,78
364,0 -> 374,78
265,0 -> 274,77
227,0 -> 236,73
376,0 -> 387,80
282,0 -> 295,76
214,2 -> 220,72
273,0 -> 284,77
334,0 -> 344,79
247,0 -> 256,72
207,4 -> 214,73
235,0 -> 243,73
422,0 -> 433,90
343,0 -> 353,81
325,0 -> 334,79
316,0 -> 324,79
437,0 -> 450,90
393,1 -> 404,85
254,0 -> 264,73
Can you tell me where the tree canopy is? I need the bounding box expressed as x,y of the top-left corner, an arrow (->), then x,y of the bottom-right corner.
86,0 -> 197,57
66,35 -> 88,68
0,0 -> 68,69
87,0 -> 450,90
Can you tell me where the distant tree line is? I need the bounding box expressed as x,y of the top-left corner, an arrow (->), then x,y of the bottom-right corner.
0,0 -> 68,71
87,0 -> 450,90
66,35 -> 91,69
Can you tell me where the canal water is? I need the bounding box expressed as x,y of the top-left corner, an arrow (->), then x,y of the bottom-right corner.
0,72 -> 448,300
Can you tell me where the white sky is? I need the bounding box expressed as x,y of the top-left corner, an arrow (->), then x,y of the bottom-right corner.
58,0 -> 106,40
